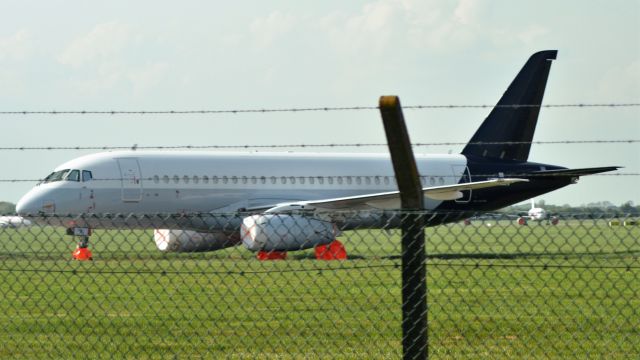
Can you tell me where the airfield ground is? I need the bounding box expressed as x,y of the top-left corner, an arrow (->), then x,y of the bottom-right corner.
0,219 -> 638,358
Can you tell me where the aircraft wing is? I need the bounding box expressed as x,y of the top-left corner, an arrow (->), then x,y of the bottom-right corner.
261,178 -> 528,213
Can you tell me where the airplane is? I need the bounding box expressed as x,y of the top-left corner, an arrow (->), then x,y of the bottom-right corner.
527,198 -> 547,221
516,198 -> 559,225
0,216 -> 32,228
15,50 -> 618,256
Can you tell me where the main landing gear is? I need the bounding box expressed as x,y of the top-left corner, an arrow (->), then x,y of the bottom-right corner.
67,227 -> 93,261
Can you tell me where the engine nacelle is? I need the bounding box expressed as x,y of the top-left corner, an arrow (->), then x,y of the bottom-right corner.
241,214 -> 336,251
153,229 -> 239,252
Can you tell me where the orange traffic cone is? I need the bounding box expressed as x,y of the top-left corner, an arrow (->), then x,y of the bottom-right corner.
315,240 -> 347,260
257,250 -> 287,260
72,246 -> 93,261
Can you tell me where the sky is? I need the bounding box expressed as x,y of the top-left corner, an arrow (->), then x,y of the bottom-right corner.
0,0 -> 638,206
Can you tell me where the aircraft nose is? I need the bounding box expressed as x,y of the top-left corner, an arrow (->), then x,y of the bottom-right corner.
16,195 -> 31,215
16,191 -> 41,215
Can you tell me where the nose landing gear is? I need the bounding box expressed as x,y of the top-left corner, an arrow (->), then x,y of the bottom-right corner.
67,227 -> 93,261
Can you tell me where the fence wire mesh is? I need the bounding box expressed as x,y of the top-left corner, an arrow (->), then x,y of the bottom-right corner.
0,211 -> 638,359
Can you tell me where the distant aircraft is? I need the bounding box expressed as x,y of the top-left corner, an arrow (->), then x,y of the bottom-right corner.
516,199 -> 558,225
16,50 -> 617,255
528,199 -> 547,221
0,216 -> 32,228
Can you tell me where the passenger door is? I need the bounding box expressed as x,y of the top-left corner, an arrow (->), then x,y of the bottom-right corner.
116,158 -> 142,202
80,170 -> 96,212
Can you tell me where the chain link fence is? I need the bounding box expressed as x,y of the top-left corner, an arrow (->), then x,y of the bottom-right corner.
0,211 -> 638,359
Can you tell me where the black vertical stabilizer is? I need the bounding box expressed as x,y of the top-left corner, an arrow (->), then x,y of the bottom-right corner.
461,50 -> 557,161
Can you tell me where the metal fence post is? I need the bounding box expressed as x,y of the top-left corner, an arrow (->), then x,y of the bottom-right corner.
379,96 -> 428,359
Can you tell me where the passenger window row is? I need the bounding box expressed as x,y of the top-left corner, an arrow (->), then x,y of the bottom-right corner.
149,175 -> 447,186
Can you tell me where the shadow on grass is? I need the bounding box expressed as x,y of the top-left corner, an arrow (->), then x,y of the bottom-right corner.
290,253 -> 367,260
1,249 -> 638,262
382,248 -> 640,260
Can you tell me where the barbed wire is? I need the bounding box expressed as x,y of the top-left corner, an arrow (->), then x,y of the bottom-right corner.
0,103 -> 638,115
0,139 -> 637,151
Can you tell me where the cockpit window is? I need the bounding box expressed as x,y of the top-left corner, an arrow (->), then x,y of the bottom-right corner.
43,169 -> 70,184
66,170 -> 80,182
40,169 -> 90,184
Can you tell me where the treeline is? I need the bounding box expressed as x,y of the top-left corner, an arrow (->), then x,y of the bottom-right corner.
0,202 -> 15,214
502,200 -> 640,216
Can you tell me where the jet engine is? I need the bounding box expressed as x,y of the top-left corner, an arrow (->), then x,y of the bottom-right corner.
153,229 -> 240,252
241,214 -> 336,251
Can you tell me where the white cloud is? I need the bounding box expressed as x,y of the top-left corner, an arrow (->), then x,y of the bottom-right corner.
69,62 -> 126,95
516,25 -> 550,46
319,0 -> 486,54
318,1 -> 403,54
250,11 -> 297,48
128,63 -> 170,96
349,1 -> 398,33
56,21 -> 162,97
454,0 -> 480,25
0,30 -> 32,61
58,21 -> 132,67
597,60 -> 640,101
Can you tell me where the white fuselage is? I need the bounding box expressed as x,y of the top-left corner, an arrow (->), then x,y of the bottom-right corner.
528,207 -> 547,221
16,151 -> 470,215
528,199 -> 547,221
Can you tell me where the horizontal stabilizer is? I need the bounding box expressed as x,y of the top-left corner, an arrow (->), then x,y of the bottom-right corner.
529,166 -> 621,177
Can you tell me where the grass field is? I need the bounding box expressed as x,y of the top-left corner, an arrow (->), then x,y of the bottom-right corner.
0,218 -> 638,359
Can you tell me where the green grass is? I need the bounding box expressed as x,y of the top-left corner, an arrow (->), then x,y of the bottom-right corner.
0,219 -> 638,359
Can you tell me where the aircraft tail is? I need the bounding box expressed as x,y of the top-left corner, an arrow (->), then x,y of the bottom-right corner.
462,50 -> 558,161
